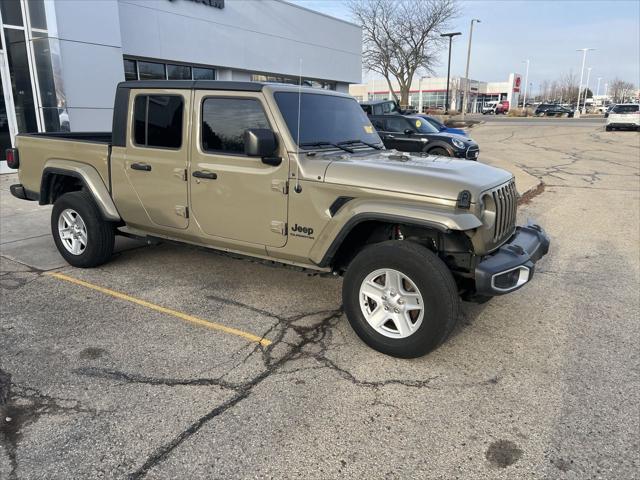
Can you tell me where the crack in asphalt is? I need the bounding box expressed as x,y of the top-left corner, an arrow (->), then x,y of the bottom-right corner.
125,308 -> 344,479
0,373 -> 97,480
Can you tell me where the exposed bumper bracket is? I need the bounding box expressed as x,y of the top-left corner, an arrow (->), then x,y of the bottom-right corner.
474,221 -> 550,296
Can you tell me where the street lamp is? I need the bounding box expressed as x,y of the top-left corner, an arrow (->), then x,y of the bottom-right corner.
462,19 -> 481,118
582,67 -> 592,114
596,77 -> 602,97
418,75 -> 428,113
522,59 -> 530,109
440,31 -> 462,114
575,48 -> 595,118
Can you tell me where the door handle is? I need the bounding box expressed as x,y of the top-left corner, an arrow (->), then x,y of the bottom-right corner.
192,170 -> 217,180
130,162 -> 151,171
386,135 -> 395,138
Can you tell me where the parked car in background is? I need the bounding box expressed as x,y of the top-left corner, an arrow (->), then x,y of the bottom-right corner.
604,104 -> 616,118
606,103 -> 640,131
415,114 -> 468,136
534,104 -> 574,117
370,114 -> 479,159
481,100 -> 508,115
360,99 -> 401,116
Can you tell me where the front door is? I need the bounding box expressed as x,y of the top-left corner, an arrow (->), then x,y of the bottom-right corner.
189,91 -> 288,247
382,116 -> 420,152
123,90 -> 191,230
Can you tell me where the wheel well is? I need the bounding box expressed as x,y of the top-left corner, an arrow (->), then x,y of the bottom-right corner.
41,172 -> 84,205
330,221 -> 443,273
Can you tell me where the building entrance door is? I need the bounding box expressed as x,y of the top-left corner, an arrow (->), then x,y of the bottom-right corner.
1,51 -> 18,173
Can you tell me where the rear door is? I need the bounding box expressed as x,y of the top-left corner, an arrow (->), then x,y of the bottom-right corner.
189,91 -> 288,247
119,90 -> 191,230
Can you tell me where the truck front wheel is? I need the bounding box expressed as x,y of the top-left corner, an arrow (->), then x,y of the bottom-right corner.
342,241 -> 459,358
51,191 -> 115,268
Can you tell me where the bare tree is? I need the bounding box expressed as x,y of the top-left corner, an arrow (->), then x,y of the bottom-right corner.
608,78 -> 635,102
350,0 -> 459,107
559,71 -> 580,104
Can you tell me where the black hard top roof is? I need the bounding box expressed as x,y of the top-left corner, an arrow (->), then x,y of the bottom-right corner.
116,80 -> 266,92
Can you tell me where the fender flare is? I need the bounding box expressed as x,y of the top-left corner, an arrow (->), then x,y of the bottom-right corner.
41,160 -> 121,221
311,201 -> 482,267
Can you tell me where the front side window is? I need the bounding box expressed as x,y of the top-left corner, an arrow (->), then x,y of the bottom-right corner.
412,118 -> 439,133
201,98 -> 270,154
133,95 -> 183,149
275,92 -> 381,147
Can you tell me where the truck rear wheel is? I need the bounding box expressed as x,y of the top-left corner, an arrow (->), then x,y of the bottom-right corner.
51,191 -> 115,268
342,240 -> 459,358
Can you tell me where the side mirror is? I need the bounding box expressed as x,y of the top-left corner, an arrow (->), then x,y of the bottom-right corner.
244,128 -> 278,157
404,129 -> 414,135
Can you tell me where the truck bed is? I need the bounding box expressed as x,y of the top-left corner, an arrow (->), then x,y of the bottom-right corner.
16,132 -> 113,197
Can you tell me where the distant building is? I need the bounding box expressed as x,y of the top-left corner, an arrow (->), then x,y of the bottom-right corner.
349,74 -> 524,113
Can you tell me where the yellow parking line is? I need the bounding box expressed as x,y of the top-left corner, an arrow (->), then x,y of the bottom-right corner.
45,271 -> 271,347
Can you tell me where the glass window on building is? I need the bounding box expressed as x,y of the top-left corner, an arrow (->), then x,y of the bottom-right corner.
3,28 -> 38,133
0,0 -> 24,26
133,95 -> 183,149
201,98 -> 269,154
193,67 -> 215,80
123,59 -> 137,81
167,64 -> 191,80
27,0 -> 47,30
138,61 -> 165,80
32,34 -> 61,131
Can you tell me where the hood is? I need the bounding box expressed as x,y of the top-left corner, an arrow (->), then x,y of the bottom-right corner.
323,151 -> 512,202
431,131 -> 475,144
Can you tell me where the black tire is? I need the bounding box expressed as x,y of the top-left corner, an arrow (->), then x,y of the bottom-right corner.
605,125 -> 612,131
428,146 -> 451,157
51,191 -> 115,268
342,241 -> 460,358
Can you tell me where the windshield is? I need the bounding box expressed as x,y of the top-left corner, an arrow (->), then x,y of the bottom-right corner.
410,117 -> 440,134
275,92 -> 382,148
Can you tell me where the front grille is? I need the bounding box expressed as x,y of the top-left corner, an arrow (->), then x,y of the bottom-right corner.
490,180 -> 517,243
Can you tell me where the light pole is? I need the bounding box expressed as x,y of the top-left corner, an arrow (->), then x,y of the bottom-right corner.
596,77 -> 602,97
582,67 -> 592,113
462,19 -> 480,118
418,75 -> 428,113
440,31 -> 461,114
522,59 -> 530,109
575,48 -> 594,118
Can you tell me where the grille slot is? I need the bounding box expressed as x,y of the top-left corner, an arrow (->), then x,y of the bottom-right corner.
491,180 -> 517,243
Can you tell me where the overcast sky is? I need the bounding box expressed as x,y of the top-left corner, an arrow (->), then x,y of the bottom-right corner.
288,0 -> 640,91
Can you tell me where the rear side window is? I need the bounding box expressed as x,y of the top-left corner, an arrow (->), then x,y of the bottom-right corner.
133,95 -> 183,149
384,117 -> 410,132
612,104 -> 639,113
201,98 -> 270,154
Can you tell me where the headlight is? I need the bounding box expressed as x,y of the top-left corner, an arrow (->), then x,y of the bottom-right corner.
451,138 -> 465,149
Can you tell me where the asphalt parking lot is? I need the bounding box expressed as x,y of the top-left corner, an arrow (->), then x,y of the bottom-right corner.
1,118 -> 639,479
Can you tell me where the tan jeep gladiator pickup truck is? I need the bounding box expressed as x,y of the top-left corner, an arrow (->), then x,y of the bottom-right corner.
7,81 -> 549,357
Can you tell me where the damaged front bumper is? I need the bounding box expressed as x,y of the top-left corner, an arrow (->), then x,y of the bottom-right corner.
474,222 -> 550,296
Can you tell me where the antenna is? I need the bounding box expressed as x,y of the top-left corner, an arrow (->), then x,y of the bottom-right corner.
294,58 -> 302,193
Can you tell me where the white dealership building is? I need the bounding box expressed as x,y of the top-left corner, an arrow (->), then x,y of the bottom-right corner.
349,74 -> 524,113
0,0 -> 362,170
